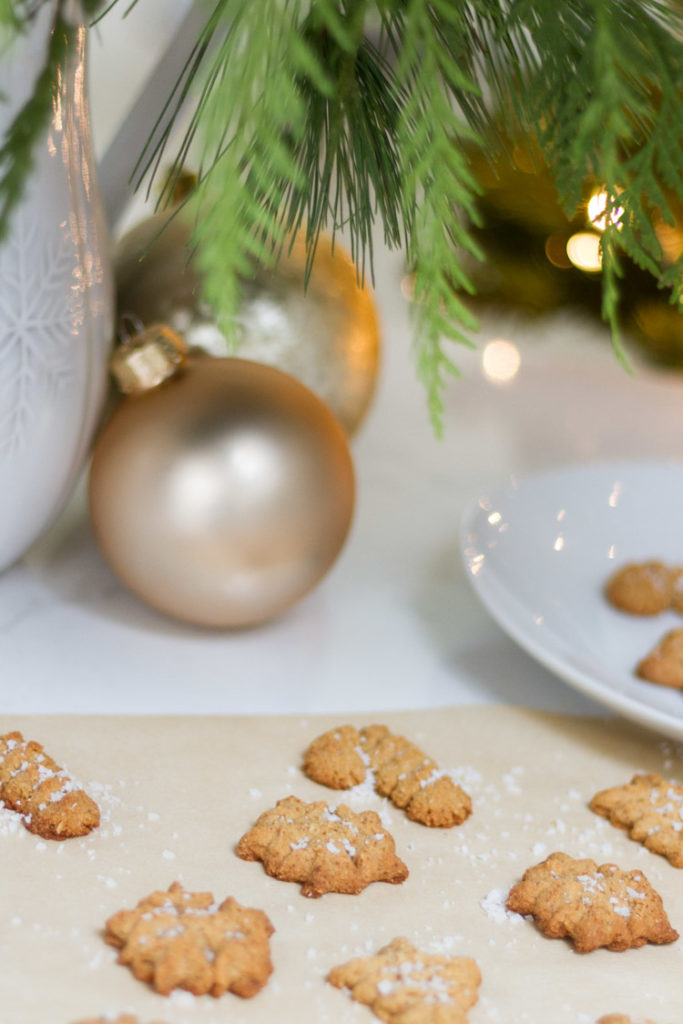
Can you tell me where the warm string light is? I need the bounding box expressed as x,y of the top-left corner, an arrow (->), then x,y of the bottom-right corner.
555,188 -> 624,274
587,189 -> 624,233
565,232 -> 602,273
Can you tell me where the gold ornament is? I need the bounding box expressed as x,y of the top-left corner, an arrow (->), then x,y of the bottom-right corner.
114,218 -> 380,434
88,326 -> 355,628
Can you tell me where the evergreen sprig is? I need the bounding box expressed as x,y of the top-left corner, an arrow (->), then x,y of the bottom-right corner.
501,0 -> 683,365
1,0 -> 682,429
389,0 -> 484,427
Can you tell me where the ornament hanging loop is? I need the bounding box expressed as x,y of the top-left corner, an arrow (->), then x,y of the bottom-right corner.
110,323 -> 188,395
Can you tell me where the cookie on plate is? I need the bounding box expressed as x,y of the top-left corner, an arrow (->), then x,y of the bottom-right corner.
597,1017 -> 657,1024
303,724 -> 471,827
506,851 -> 678,952
636,628 -> 683,688
590,772 -> 683,867
327,936 -> 481,1024
236,795 -> 408,897
104,881 -> 274,997
0,730 -> 99,840
605,561 -> 674,616
671,569 -> 683,614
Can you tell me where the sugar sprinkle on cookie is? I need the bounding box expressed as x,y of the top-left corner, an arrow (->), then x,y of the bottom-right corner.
0,730 -> 99,840
303,724 -> 472,827
590,772 -> 683,867
506,851 -> 678,952
328,936 -> 481,1024
236,794 -> 408,897
104,881 -> 274,997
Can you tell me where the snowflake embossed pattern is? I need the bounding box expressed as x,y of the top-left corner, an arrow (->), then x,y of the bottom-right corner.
0,209 -> 79,455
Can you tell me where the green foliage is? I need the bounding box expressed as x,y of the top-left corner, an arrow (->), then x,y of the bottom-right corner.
389,0 -> 484,429
0,2 -> 16,29
500,0 -> 683,365
1,0 -> 682,429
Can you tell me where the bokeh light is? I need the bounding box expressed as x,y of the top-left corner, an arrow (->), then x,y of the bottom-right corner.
482,339 -> 521,384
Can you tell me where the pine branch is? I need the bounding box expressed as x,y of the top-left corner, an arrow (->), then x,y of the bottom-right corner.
0,1 -> 18,29
391,0 -> 484,431
186,0 -> 323,333
182,0 -> 488,429
1,0 -> 682,429
186,0 -> 411,332
493,0 -> 683,358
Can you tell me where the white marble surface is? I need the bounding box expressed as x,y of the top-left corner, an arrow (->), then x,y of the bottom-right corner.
2,4 -> 683,717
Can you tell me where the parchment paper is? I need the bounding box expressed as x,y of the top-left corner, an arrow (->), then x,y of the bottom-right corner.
1,707 -> 682,1024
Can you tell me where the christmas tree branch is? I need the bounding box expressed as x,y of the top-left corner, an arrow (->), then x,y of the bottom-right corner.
497,0 -> 683,362
391,0 -> 484,430
0,0 -> 682,429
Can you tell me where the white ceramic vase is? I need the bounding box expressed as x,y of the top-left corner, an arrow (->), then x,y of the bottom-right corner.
0,2 -> 113,571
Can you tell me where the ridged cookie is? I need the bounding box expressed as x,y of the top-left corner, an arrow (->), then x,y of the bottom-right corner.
0,730 -> 99,839
506,851 -> 678,952
328,936 -> 481,1024
236,795 -> 408,897
105,882 -> 274,997
303,724 -> 471,827
590,773 -> 683,867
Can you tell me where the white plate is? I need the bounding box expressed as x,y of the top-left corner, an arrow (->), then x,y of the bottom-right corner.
460,460 -> 683,741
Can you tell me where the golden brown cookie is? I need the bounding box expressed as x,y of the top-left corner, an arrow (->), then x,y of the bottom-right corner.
104,881 -> 274,997
0,730 -> 99,839
671,568 -> 683,614
506,851 -> 678,952
636,628 -> 683,687
590,773 -> 683,867
597,1016 -> 657,1024
605,561 -> 674,615
236,795 -> 408,898
327,936 -> 481,1024
670,567 -> 683,614
303,724 -> 471,827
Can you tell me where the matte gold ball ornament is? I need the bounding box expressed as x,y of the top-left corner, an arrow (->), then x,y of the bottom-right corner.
89,325 -> 355,628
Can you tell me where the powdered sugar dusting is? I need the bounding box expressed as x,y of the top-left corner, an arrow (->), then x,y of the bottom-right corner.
330,769 -> 396,828
480,888 -> 524,925
0,804 -> 24,836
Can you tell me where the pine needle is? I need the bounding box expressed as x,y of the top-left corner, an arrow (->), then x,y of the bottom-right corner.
1,0 -> 682,429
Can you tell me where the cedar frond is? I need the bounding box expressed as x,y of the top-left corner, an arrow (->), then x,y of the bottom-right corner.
1,0 -> 682,427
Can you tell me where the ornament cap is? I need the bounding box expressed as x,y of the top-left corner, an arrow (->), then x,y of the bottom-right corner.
111,324 -> 188,395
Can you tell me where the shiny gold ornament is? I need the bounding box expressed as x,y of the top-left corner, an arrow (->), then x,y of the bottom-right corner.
114,217 -> 380,435
89,330 -> 355,628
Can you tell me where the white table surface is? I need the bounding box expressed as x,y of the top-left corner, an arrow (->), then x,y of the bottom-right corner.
2,4 -> 683,718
